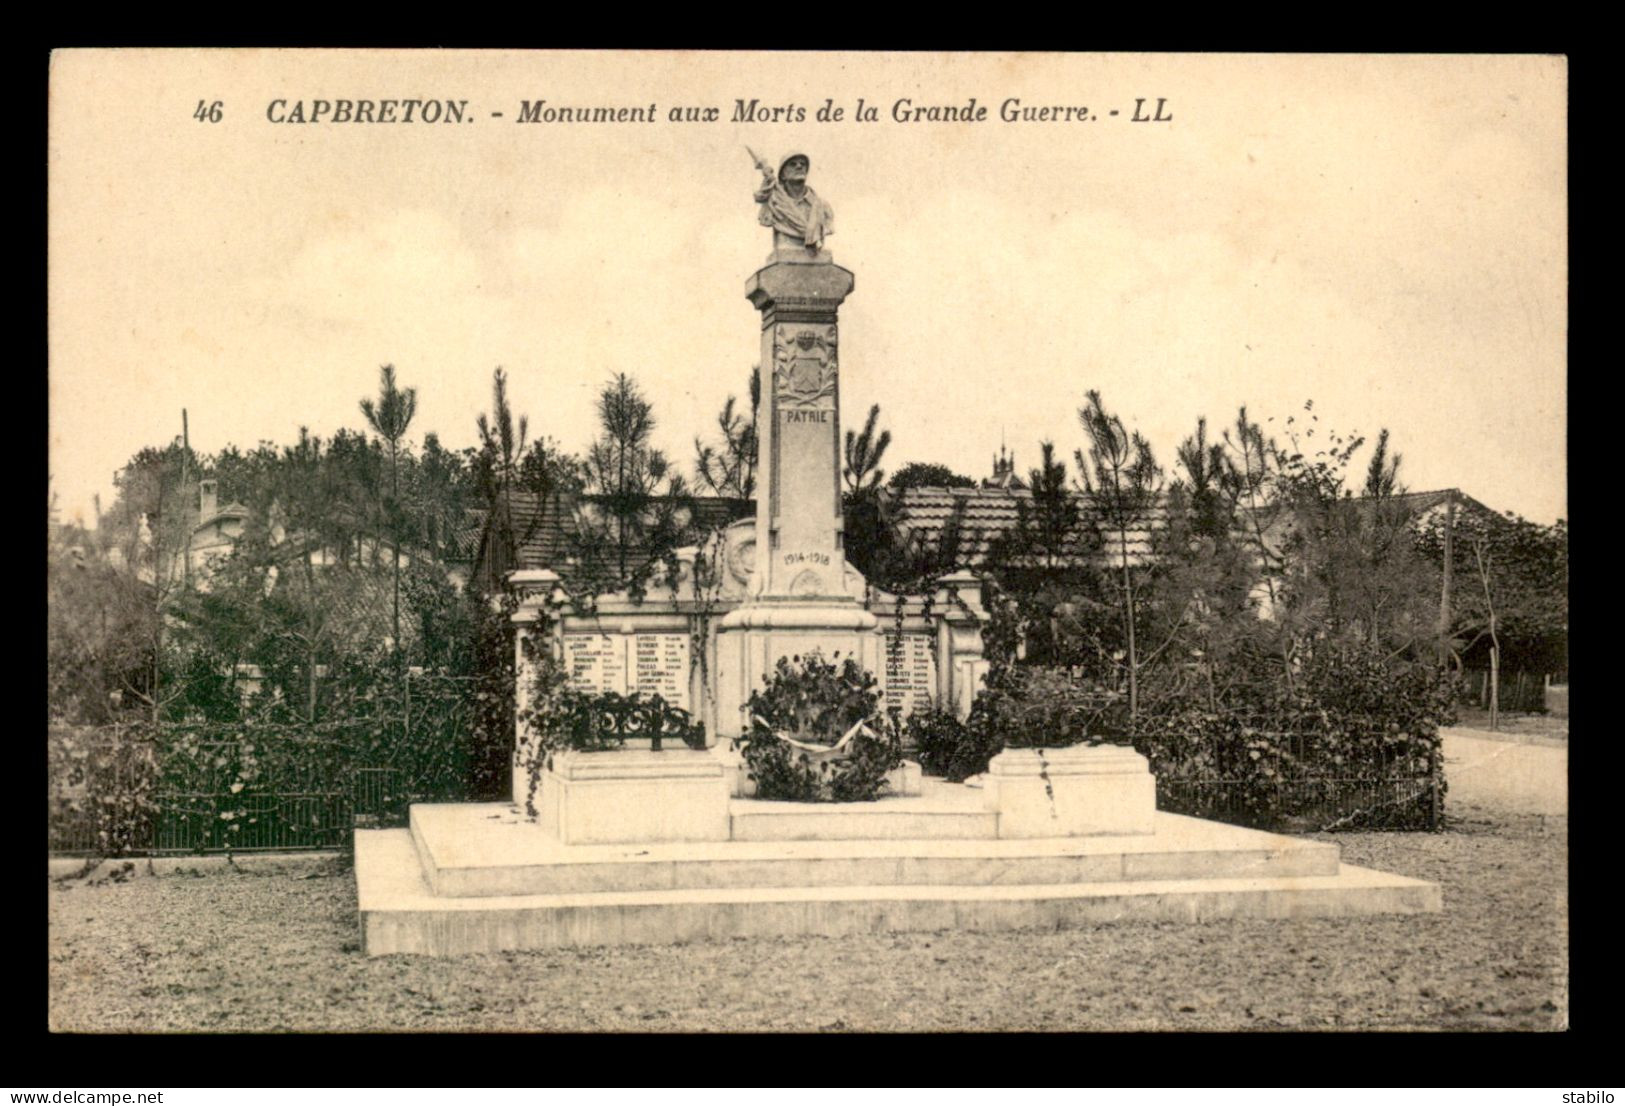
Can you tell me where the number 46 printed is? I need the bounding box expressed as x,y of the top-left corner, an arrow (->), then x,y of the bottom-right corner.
193,100 -> 223,123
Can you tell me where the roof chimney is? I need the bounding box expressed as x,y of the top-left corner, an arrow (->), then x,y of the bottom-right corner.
200,479 -> 218,519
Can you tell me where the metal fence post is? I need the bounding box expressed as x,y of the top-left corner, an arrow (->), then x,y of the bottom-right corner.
1428,741 -> 1441,831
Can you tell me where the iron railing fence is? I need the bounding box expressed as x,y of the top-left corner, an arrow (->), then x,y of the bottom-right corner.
47,675 -> 475,856
1154,772 -> 1441,832
49,729 -> 414,856
1134,720 -> 1443,831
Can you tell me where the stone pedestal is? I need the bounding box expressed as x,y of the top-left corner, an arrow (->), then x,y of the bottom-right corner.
538,748 -> 730,845
983,745 -> 1157,838
714,601 -> 883,739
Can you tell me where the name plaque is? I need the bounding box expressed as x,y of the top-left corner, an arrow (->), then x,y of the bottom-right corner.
633,632 -> 691,710
563,634 -> 627,696
884,632 -> 938,717
562,631 -> 691,712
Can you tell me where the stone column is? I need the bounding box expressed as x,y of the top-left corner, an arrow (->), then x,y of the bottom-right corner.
713,255 -> 882,740
748,258 -> 854,598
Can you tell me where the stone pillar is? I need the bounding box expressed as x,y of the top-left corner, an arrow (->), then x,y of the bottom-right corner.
937,569 -> 990,720
714,256 -> 882,739
509,569 -> 564,807
748,258 -> 854,598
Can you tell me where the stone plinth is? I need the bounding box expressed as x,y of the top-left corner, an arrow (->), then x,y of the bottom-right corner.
538,748 -> 730,845
983,745 -> 1157,838
714,599 -> 883,740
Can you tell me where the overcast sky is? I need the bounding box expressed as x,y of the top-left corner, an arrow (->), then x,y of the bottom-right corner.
49,51 -> 1566,526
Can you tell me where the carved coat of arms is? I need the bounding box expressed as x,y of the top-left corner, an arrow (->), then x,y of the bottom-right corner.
773,325 -> 837,408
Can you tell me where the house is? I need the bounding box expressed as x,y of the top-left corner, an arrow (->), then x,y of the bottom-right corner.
462,489 -> 754,594
185,479 -> 252,587
887,480 -> 1505,577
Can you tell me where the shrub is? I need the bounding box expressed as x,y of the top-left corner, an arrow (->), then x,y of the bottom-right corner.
909,708 -> 1002,782
741,653 -> 901,802
1128,642 -> 1456,830
972,666 -> 1125,749
49,722 -> 160,858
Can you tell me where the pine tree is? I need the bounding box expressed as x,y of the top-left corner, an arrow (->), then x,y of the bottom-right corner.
475,368 -> 529,593
694,368 -> 760,500
1077,390 -> 1162,721
360,364 -> 418,662
843,403 -> 892,495
581,373 -> 688,593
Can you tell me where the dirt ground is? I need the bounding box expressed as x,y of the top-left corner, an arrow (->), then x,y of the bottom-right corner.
1452,709 -> 1568,741
47,790 -> 1567,1033
1441,728 -> 1567,816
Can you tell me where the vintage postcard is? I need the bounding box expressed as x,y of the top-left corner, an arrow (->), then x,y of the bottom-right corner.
48,50 -> 1566,1033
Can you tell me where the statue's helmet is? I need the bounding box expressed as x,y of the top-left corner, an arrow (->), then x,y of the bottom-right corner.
779,153 -> 810,177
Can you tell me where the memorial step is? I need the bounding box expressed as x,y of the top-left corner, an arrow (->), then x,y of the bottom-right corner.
729,804 -> 997,842
357,829 -> 1441,956
408,804 -> 1341,898
726,782 -> 996,841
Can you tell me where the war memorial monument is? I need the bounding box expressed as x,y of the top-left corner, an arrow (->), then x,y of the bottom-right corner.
353,154 -> 1441,956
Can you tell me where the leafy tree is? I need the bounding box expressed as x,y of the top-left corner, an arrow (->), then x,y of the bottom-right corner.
1415,504 -> 1567,722
359,364 -> 418,660
694,368 -> 759,499
1220,406 -> 1297,686
48,517 -> 162,724
248,428 -> 385,718
1140,417 -> 1267,710
1077,390 -> 1162,720
1268,411 -> 1439,663
411,432 -> 481,564
886,462 -> 978,491
97,440 -> 202,721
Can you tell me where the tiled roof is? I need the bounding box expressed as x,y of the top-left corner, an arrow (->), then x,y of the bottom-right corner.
264,558 -> 407,651
889,486 -> 1170,568
463,491 -> 754,584
888,486 -> 1497,570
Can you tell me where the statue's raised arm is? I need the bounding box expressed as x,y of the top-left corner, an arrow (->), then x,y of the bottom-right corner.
750,150 -> 834,257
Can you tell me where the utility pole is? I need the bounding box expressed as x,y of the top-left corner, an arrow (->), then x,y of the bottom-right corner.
1438,491 -> 1455,659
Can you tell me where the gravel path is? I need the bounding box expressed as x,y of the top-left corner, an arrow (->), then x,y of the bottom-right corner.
47,793 -> 1566,1033
1442,728 -> 1567,815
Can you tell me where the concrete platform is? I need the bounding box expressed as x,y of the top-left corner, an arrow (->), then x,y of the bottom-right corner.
358,787 -> 1441,955
408,802 -> 1341,897
359,828 -> 1439,955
